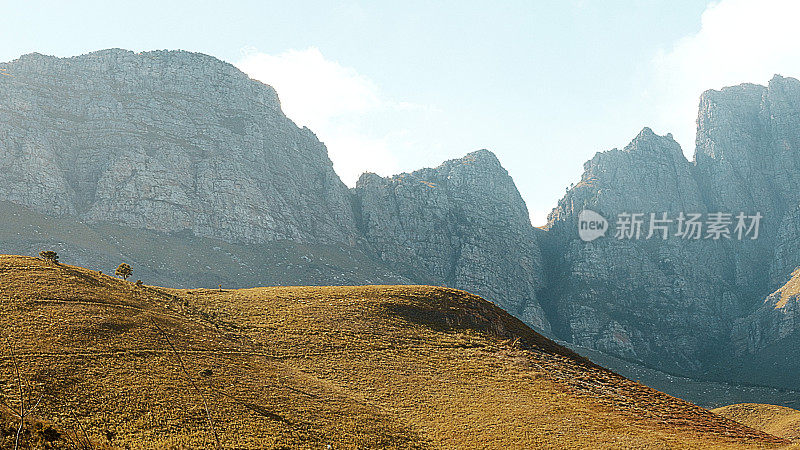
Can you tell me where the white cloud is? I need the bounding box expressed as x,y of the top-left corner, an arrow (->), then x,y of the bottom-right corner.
236,47 -> 434,185
649,0 -> 800,155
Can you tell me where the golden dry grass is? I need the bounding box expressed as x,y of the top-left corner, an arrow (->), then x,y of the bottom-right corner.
776,268 -> 800,309
713,404 -> 800,442
0,255 -> 791,448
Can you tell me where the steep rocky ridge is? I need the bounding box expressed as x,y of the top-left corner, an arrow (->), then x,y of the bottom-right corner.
695,76 -> 800,220
0,49 -> 357,245
695,75 -> 800,296
544,128 -> 740,374
353,150 -> 549,332
544,77 -> 800,383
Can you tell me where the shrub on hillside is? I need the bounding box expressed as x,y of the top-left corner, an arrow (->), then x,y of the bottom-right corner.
115,263 -> 133,280
38,250 -> 59,264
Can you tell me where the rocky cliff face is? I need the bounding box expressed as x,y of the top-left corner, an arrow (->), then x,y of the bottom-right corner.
772,205 -> 800,287
695,75 -> 800,296
695,76 -> 800,219
725,268 -> 800,390
0,49 -> 357,245
353,150 -> 549,332
733,268 -> 800,355
544,129 -> 740,373
693,76 -> 800,371
545,78 -> 800,379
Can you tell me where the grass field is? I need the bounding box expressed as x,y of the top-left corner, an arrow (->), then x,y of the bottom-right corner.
713,404 -> 800,442
0,255 -> 792,448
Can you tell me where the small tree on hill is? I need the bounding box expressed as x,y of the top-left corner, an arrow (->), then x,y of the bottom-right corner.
115,263 -> 133,280
38,251 -> 59,264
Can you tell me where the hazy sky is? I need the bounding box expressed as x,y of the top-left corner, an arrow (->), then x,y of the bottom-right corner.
3,0 -> 800,224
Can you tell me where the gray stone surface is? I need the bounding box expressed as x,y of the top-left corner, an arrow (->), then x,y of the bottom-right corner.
0,49 -> 357,245
695,75 -> 800,218
695,75 -> 800,296
771,205 -> 800,287
544,77 -> 800,379
354,150 -> 550,332
732,268 -> 800,355
544,129 -> 739,373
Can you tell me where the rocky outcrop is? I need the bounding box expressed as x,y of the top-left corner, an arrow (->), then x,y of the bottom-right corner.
353,150 -> 550,332
695,75 -> 800,218
733,268 -> 800,355
694,75 -> 800,297
545,129 -> 739,373
544,77 -> 800,379
772,205 -> 800,287
0,49 -> 357,245
692,76 -> 800,376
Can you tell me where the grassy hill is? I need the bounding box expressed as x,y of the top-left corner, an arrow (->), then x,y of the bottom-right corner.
713,404 -> 800,442
0,255 -> 790,448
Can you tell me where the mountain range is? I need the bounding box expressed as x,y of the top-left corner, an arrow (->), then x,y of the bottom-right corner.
1,49 -> 798,394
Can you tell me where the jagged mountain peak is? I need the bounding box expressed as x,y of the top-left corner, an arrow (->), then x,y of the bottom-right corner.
701,81 -> 767,98
623,127 -> 684,157
358,149 -> 507,186
545,74 -> 800,382
461,148 -> 501,163
14,47 -> 234,67
768,73 -> 800,88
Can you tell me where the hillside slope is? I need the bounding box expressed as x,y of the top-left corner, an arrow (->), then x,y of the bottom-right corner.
0,200 -> 409,289
0,255 -> 788,448
713,404 -> 800,442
